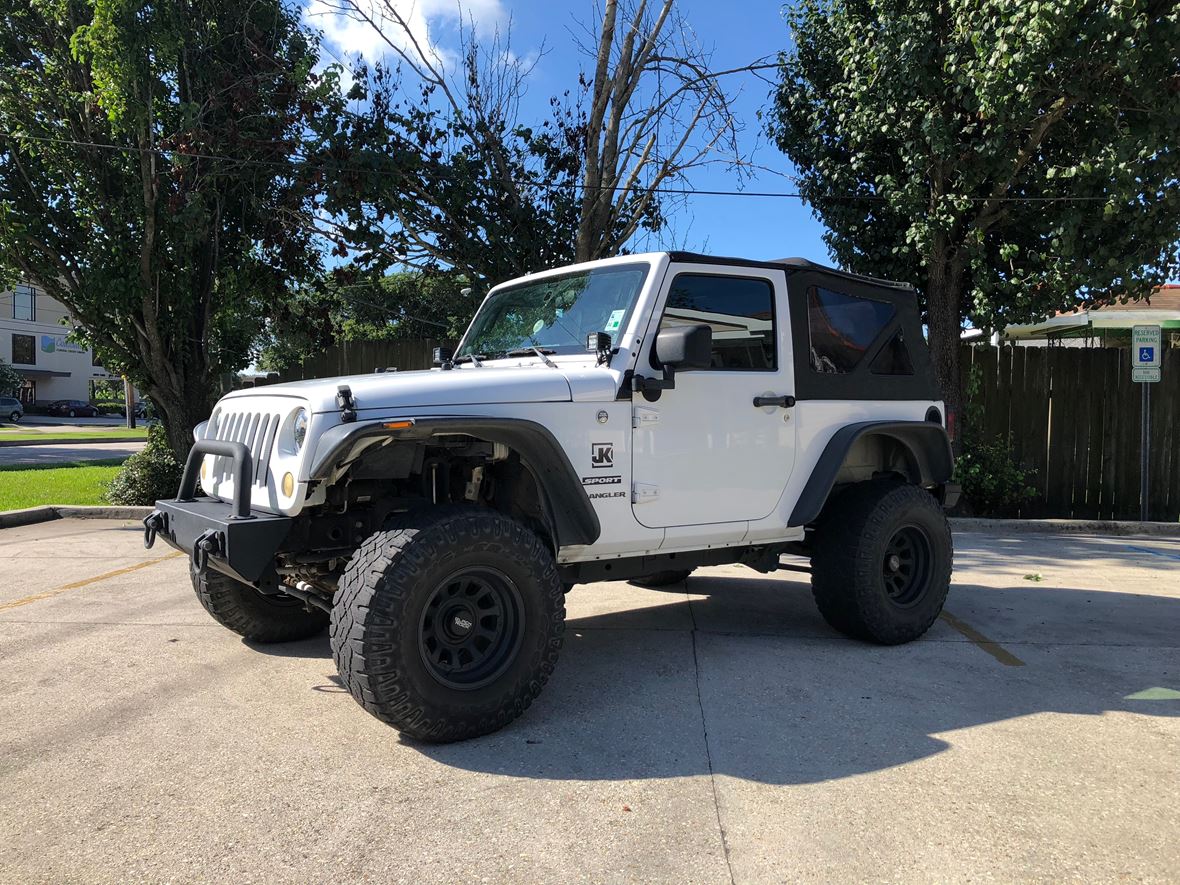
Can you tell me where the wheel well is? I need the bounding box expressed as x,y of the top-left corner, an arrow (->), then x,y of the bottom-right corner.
832,433 -> 921,487
320,435 -> 558,548
788,421 -> 954,528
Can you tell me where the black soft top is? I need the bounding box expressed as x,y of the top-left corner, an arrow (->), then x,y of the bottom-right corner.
665,251 -> 938,402
666,252 -> 915,291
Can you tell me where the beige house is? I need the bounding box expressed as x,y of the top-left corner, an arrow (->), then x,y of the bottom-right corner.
0,282 -> 122,405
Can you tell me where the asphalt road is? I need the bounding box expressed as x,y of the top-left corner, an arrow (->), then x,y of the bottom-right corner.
0,441 -> 146,466
0,520 -> 1177,883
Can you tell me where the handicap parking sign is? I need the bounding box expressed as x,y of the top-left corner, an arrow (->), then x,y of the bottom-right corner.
1132,326 -> 1161,369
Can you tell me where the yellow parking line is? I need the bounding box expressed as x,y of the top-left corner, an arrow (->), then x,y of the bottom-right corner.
0,552 -> 185,613
940,611 -> 1025,667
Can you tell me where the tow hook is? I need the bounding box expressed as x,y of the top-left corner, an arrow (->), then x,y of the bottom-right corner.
192,529 -> 224,573
142,510 -> 166,549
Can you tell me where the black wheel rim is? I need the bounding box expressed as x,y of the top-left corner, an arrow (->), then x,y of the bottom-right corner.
418,567 -> 524,691
881,525 -> 933,607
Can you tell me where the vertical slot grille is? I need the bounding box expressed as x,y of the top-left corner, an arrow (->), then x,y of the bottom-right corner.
208,406 -> 282,489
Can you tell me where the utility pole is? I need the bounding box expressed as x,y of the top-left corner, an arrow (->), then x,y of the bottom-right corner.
123,376 -> 136,430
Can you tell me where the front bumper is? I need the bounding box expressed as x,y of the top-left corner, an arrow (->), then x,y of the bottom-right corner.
144,438 -> 292,586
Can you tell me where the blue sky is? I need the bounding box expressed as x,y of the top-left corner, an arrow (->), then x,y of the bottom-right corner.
304,0 -> 834,265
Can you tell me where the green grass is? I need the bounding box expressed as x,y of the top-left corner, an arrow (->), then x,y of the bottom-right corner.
0,458 -> 127,510
0,427 -> 149,442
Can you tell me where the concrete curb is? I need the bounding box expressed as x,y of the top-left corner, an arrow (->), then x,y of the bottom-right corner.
0,504 -> 153,529
0,436 -> 145,448
950,517 -> 1180,537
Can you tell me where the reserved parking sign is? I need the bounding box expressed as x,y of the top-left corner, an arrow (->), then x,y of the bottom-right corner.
1132,325 -> 1161,383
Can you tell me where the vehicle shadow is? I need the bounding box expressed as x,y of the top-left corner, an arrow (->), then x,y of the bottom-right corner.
416,573 -> 1180,785
249,569 -> 1180,786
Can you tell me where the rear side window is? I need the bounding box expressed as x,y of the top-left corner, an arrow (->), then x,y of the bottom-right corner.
807,286 -> 895,374
659,274 -> 776,370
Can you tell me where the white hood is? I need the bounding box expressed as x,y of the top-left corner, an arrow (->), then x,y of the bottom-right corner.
222,364 -> 581,415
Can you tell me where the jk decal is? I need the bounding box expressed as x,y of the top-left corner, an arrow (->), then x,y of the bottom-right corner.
591,442 -> 614,468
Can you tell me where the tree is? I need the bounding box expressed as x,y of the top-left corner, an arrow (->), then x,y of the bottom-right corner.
0,0 -> 335,457
574,0 -> 741,262
0,359 -> 19,397
770,0 -> 1180,420
256,270 -> 474,372
309,0 -> 743,286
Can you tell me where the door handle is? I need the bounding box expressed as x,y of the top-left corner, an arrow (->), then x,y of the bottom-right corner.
752,395 -> 796,409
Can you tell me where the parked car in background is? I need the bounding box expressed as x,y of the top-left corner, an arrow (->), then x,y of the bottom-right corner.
0,396 -> 24,423
46,399 -> 102,418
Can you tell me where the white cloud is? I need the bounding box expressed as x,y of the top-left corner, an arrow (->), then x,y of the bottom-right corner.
304,0 -> 510,69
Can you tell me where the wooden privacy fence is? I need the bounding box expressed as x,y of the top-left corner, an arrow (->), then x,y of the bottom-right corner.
961,344 -> 1179,522
276,339 -> 454,382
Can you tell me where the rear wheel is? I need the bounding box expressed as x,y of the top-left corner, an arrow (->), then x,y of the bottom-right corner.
68,409 -> 76,418
331,506 -> 564,742
810,481 -> 952,644
191,563 -> 328,643
629,569 -> 694,588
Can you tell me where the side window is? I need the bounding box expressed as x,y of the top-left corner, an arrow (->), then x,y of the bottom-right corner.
659,274 -> 776,370
11,333 -> 35,365
807,286 -> 895,374
12,284 -> 35,322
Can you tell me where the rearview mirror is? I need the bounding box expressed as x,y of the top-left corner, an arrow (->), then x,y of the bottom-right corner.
654,324 -> 712,370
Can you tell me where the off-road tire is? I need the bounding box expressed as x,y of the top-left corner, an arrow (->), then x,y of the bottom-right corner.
331,506 -> 564,742
811,480 -> 952,645
629,569 -> 694,588
191,563 -> 328,643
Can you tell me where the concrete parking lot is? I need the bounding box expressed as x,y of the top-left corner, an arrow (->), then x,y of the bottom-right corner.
0,519 -> 1177,883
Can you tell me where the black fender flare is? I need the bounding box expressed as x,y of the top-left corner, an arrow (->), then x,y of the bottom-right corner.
788,421 -> 954,527
308,416 -> 601,548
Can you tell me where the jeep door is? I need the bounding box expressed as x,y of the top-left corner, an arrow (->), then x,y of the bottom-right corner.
631,263 -> 797,529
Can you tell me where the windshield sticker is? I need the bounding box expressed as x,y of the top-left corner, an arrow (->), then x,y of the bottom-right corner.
532,319 -> 545,335
605,309 -> 625,333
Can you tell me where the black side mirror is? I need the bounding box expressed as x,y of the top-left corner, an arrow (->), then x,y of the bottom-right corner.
433,346 -> 454,369
654,323 -> 712,370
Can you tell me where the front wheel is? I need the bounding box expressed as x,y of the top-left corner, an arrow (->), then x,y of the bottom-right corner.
191,563 -> 328,643
331,506 -> 565,742
9,412 -> 19,423
67,409 -> 76,418
810,481 -> 952,645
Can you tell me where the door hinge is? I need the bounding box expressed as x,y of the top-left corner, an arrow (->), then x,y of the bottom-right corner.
632,407 -> 660,428
632,483 -> 660,504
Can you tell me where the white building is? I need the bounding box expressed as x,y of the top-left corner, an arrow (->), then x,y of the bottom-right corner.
0,282 -> 123,405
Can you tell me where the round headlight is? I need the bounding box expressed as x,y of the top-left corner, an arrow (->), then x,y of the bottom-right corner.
292,408 -> 308,451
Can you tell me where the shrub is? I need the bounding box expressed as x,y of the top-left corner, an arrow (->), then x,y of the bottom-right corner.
955,433 -> 1038,516
106,423 -> 183,505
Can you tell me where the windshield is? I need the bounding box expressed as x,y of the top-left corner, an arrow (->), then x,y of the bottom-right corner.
456,264 -> 649,359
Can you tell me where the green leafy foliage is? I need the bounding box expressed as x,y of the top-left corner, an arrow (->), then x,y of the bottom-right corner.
770,0 -> 1180,413
956,433 -> 1038,516
0,359 -> 20,396
0,0 -> 334,457
105,423 -> 182,506
955,362 -> 1036,515
256,270 -> 477,372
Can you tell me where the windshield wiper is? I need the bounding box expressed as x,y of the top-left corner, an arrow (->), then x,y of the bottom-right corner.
505,346 -> 558,368
453,353 -> 485,367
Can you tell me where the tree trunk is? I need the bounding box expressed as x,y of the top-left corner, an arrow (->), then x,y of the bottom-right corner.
924,245 -> 966,450
147,375 -> 212,463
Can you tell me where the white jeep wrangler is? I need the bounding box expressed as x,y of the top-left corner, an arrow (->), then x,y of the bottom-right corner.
145,252 -> 958,742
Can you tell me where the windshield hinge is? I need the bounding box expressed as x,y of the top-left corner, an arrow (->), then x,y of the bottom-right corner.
632,407 -> 660,429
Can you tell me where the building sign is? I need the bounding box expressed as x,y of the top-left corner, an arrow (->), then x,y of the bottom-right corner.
40,334 -> 85,355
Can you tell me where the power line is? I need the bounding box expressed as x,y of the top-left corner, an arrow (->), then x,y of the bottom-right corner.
0,130 -> 1116,203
